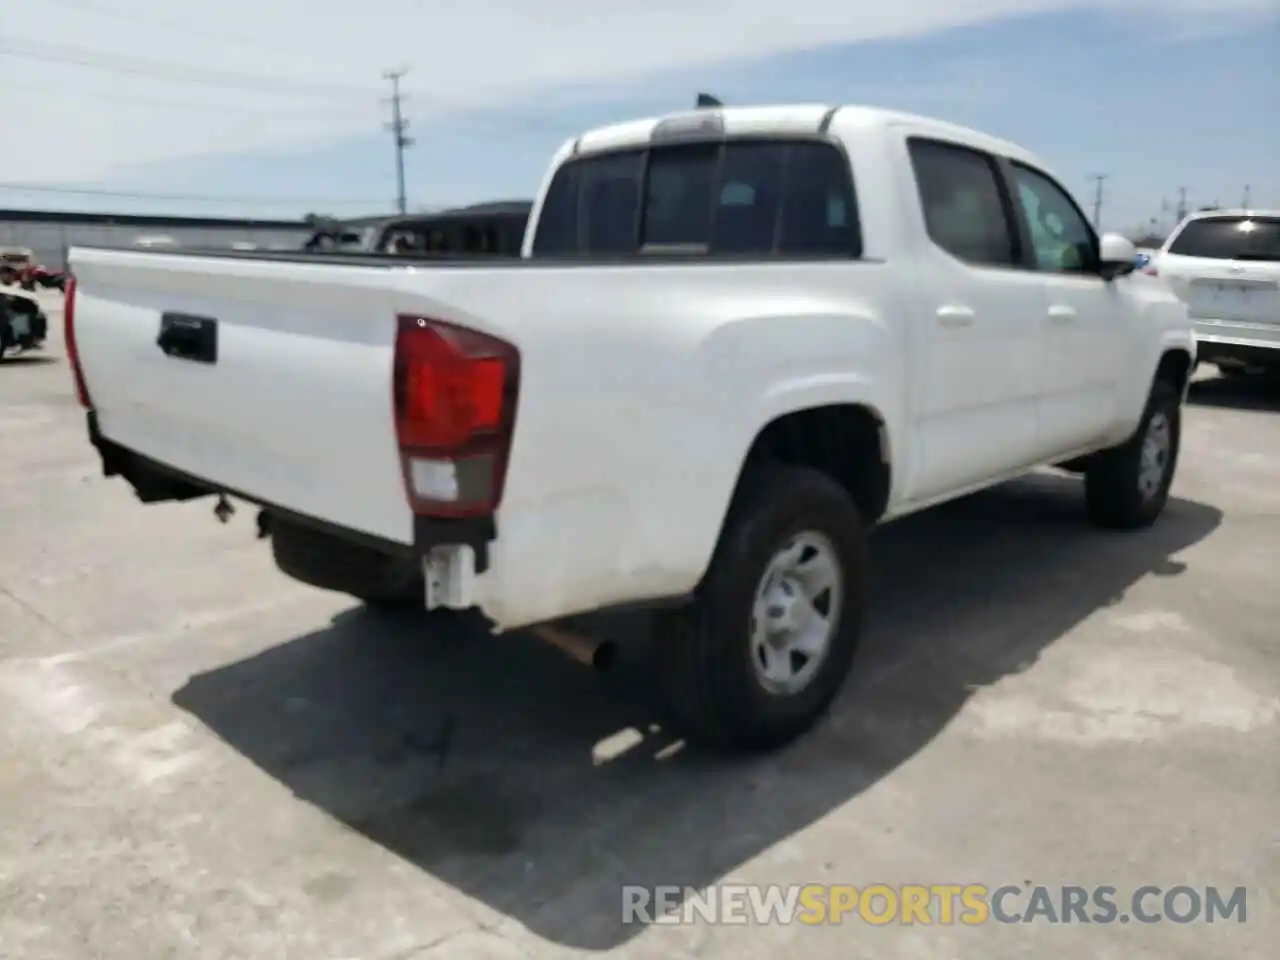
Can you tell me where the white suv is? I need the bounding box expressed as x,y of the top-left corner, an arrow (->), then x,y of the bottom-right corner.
1153,210 -> 1280,375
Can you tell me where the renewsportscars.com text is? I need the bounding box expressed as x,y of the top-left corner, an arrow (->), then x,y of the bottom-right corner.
622,883 -> 1248,926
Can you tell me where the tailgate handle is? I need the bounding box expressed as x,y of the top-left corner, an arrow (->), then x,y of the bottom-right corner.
157,313 -> 218,364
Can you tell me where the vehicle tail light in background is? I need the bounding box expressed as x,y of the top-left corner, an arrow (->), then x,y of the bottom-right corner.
63,275 -> 94,408
1142,264 -> 1159,277
393,315 -> 520,518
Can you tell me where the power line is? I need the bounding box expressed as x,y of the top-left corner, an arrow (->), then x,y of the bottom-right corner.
0,182 -> 388,207
3,39 -> 568,136
2,40 -> 382,99
384,68 -> 414,215
5,81 -> 334,118
40,0 -> 326,66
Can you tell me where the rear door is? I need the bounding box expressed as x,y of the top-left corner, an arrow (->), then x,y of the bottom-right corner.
896,133 -> 1048,502
71,248 -> 415,544
1158,215 -> 1280,345
1005,160 -> 1124,457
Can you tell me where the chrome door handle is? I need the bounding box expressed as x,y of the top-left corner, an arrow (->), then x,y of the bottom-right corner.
1047,305 -> 1076,324
936,305 -> 975,327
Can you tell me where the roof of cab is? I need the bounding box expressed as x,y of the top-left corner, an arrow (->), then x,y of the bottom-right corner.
569,103 -> 1044,168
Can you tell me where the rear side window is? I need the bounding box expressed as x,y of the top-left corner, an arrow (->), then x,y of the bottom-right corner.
908,138 -> 1016,267
531,139 -> 860,257
779,143 -> 860,254
1167,217 -> 1280,261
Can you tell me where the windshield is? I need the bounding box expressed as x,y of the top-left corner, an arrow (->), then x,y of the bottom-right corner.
1166,216 -> 1280,261
335,230 -> 370,250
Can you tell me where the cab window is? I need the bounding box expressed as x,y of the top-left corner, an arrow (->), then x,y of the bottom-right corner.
531,139 -> 861,257
907,137 -> 1017,267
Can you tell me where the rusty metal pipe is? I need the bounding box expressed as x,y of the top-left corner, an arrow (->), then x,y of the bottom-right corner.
529,624 -> 616,671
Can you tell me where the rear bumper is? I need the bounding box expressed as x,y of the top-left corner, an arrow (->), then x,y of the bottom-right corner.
85,410 -> 497,569
1193,320 -> 1280,368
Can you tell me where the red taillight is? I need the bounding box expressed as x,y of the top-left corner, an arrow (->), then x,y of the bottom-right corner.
393,315 -> 519,518
63,275 -> 93,408
1142,265 -> 1158,277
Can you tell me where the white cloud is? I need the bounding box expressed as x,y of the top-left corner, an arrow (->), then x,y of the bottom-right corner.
1,0 -> 1274,182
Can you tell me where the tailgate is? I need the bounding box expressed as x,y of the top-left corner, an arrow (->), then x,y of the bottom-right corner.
1185,275 -> 1280,325
70,247 -> 414,544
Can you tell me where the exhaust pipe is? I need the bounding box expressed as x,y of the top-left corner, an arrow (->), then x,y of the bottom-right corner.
529,624 -> 616,671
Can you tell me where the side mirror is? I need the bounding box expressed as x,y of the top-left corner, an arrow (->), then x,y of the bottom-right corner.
1099,233 -> 1137,280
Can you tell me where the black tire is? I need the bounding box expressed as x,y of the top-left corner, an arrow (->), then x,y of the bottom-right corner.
652,464 -> 868,752
269,516 -> 422,605
1084,379 -> 1181,530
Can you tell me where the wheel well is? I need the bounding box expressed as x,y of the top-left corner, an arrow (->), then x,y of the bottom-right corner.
737,404 -> 891,525
1155,348 -> 1193,396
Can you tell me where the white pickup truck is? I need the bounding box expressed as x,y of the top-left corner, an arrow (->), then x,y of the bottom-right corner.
66,104 -> 1195,751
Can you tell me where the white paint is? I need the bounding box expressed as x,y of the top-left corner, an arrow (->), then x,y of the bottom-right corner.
70,104 -> 1195,633
1109,609 -> 1193,634
37,595 -> 316,666
0,661 -> 207,787
967,649 -> 1280,743
592,727 -> 646,766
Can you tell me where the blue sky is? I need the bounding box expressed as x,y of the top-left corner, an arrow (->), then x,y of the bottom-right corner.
2,2 -> 1276,236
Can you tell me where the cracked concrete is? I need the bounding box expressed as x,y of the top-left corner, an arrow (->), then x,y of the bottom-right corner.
1,296 -> 1277,959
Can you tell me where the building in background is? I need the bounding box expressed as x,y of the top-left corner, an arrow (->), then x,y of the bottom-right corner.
0,208 -> 319,270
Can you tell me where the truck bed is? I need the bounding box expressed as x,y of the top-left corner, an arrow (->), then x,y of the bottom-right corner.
72,244 -> 832,269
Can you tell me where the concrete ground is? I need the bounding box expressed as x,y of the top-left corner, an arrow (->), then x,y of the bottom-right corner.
1,295 -> 1276,959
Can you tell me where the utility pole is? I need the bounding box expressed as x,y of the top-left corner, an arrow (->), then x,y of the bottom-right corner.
1088,174 -> 1107,229
1241,184 -> 1251,210
1175,187 -> 1188,222
383,67 -> 413,214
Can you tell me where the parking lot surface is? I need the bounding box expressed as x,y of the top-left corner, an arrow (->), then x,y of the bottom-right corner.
1,295 -> 1277,959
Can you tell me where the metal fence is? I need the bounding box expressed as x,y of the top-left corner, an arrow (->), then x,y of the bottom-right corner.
0,219 -> 312,270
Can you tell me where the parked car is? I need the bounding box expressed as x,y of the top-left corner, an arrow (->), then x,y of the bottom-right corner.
0,246 -> 33,287
131,235 -> 180,251
373,202 -> 532,257
302,216 -> 394,252
1151,209 -> 1280,376
64,103 -> 1194,751
0,285 -> 49,359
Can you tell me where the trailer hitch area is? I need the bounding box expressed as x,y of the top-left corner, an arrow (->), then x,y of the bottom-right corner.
213,494 -> 235,524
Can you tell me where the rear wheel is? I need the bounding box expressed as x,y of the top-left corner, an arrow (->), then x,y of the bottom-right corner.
1084,379 -> 1181,529
653,464 -> 867,752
